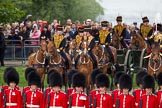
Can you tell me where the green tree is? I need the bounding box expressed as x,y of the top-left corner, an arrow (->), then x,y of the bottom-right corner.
0,2 -> 25,24
8,0 -> 104,24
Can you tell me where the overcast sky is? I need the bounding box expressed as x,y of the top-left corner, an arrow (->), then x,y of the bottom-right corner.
97,0 -> 162,25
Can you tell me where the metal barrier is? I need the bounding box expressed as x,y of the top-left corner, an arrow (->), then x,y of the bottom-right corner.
4,40 -> 40,62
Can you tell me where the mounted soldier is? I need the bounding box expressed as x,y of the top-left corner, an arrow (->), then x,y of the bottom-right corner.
113,16 -> 128,48
140,16 -> 153,48
53,25 -> 70,69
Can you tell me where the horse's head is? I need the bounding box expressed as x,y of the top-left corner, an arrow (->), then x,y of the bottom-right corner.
40,40 -> 48,57
130,34 -> 140,49
112,32 -> 121,49
81,40 -> 89,50
69,39 -> 77,50
47,41 -> 56,57
151,52 -> 161,64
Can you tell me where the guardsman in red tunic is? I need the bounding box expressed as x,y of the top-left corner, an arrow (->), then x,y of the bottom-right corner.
4,68 -> 22,108
94,73 -> 113,108
24,71 -> 44,108
133,70 -> 147,108
45,70 -> 68,108
117,74 -> 135,108
0,91 -> 3,108
2,67 -> 20,91
140,75 -> 158,108
66,70 -> 78,101
23,67 -> 39,93
89,68 -> 102,108
156,73 -> 162,108
44,69 -> 54,102
70,72 -> 89,108
112,72 -> 125,108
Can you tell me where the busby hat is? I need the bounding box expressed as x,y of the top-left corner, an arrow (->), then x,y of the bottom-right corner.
90,68 -> 102,85
49,71 -> 62,87
72,72 -> 86,88
96,73 -> 109,88
84,26 -> 91,32
68,70 -> 79,85
136,70 -> 148,86
25,67 -> 36,81
3,67 -> 16,83
142,16 -> 149,23
6,69 -> 19,85
101,21 -> 109,27
157,72 -> 162,86
47,69 -> 58,85
157,24 -> 162,32
28,71 -> 41,87
116,16 -> 122,22
56,25 -> 63,31
142,75 -> 155,89
78,26 -> 84,33
114,72 -> 125,86
119,74 -> 132,91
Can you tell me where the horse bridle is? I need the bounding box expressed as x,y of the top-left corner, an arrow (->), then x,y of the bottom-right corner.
149,53 -> 162,74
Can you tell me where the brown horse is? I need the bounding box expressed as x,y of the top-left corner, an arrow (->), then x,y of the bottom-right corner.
76,40 -> 93,92
47,41 -> 72,89
111,32 -> 122,49
147,52 -> 162,78
129,33 -> 147,50
28,40 -> 48,84
93,44 -> 117,89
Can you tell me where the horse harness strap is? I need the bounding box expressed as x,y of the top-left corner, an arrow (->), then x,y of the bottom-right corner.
32,64 -> 46,68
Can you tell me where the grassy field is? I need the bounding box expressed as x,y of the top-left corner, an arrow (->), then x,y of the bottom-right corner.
0,66 -> 48,88
0,66 -> 158,89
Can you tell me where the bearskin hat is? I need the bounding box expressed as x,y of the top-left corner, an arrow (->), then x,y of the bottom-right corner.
25,67 -> 36,81
6,69 -> 19,85
119,74 -> 132,91
49,71 -> 62,87
157,72 -> 162,86
101,21 -> 109,27
116,16 -> 122,22
136,70 -> 148,86
28,71 -> 41,87
157,24 -> 162,32
114,72 -> 125,86
3,67 -> 16,83
47,69 -> 57,85
72,72 -> 86,88
68,70 -> 79,85
142,75 -> 155,89
96,73 -> 109,88
90,68 -> 103,85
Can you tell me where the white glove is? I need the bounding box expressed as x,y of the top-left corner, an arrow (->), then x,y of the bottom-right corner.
102,45 -> 105,48
144,38 -> 148,41
154,31 -> 158,35
57,49 -> 60,52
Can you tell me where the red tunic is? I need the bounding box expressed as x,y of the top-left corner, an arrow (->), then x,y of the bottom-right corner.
2,85 -> 20,91
0,92 -> 3,108
67,88 -> 75,101
112,89 -> 122,107
25,89 -> 44,108
4,88 -> 22,108
133,89 -> 146,108
45,90 -> 68,108
95,92 -> 113,108
71,92 -> 89,108
118,94 -> 135,108
44,87 -> 52,101
23,86 -> 41,93
157,90 -> 162,108
141,94 -> 158,108
89,89 -> 100,108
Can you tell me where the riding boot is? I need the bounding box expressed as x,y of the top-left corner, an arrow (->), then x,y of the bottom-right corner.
88,51 -> 97,69
106,46 -> 114,64
75,55 -> 80,68
60,51 -> 69,69
120,39 -> 128,48
0,60 -> 4,66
